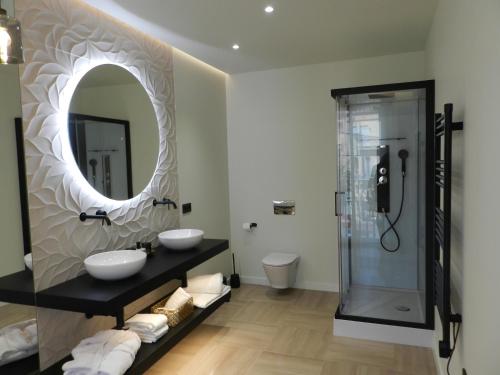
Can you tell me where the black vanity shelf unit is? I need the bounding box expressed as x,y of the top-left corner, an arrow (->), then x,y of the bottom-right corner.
433,103 -> 463,358
0,270 -> 35,306
37,239 -> 230,374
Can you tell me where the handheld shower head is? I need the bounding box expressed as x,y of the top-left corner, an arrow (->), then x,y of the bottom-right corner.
398,149 -> 409,176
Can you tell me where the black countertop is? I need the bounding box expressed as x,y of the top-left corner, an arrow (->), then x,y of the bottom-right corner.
36,239 -> 229,315
0,269 -> 35,306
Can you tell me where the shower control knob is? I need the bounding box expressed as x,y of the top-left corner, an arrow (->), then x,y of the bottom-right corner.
378,176 -> 388,185
379,167 -> 387,175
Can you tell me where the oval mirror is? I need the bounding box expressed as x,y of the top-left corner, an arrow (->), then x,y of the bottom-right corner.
68,64 -> 159,200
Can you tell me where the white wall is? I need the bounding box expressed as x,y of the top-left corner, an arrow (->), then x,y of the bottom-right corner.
0,65 -> 25,277
226,51 -> 426,291
173,49 -> 232,277
426,0 -> 500,374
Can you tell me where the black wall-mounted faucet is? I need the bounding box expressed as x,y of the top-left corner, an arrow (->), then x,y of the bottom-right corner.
80,210 -> 111,226
153,198 -> 177,210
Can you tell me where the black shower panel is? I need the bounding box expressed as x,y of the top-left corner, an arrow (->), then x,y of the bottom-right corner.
377,145 -> 390,213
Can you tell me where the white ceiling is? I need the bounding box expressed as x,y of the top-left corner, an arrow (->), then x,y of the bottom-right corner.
83,0 -> 438,74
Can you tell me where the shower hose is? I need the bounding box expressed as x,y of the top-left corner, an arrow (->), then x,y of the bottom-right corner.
380,173 -> 406,253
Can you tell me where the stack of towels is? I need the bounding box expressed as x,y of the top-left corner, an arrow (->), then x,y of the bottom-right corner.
125,314 -> 169,344
184,273 -> 231,308
62,329 -> 141,375
0,318 -> 38,366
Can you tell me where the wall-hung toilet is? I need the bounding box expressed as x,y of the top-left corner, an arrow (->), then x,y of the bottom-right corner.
262,252 -> 300,289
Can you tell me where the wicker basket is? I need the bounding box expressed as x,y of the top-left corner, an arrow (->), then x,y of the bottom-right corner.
151,295 -> 194,327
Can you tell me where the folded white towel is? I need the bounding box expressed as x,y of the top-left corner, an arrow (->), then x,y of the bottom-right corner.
189,285 -> 231,309
135,325 -> 169,344
62,329 -> 141,375
0,319 -> 38,366
125,314 -> 167,332
186,273 -> 223,295
164,287 -> 192,310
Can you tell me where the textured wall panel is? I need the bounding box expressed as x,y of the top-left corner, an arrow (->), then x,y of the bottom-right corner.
16,0 -> 179,368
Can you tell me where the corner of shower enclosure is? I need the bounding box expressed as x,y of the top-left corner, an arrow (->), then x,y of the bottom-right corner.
332,80 -> 435,330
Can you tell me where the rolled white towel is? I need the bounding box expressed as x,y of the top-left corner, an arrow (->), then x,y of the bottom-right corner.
125,314 -> 167,332
62,330 -> 141,375
164,287 -> 192,310
186,273 -> 223,295
0,319 -> 38,366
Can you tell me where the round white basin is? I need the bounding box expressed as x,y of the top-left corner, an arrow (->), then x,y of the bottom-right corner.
84,250 -> 146,281
24,253 -> 33,271
158,229 -> 204,250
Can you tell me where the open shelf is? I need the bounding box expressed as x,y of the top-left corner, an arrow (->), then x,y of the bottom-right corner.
0,353 -> 39,375
42,291 -> 231,374
36,239 -> 229,325
37,238 -> 230,374
128,291 -> 231,374
0,270 -> 35,306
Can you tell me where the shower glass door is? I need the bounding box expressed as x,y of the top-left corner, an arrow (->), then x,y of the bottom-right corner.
337,97 -> 352,309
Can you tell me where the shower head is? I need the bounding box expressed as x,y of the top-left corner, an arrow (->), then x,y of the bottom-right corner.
398,149 -> 409,160
398,149 -> 409,176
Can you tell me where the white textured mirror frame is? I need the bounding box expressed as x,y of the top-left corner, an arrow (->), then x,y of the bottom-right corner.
17,0 -> 179,368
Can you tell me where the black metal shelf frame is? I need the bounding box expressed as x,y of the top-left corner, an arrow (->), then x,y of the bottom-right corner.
433,103 -> 463,358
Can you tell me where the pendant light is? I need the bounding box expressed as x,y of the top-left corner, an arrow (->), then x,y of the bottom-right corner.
0,0 -> 23,64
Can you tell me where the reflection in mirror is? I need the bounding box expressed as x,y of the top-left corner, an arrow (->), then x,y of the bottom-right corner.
0,62 -> 38,371
68,114 -> 133,200
69,64 -> 159,200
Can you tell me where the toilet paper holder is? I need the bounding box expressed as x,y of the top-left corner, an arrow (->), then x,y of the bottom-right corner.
243,222 -> 258,231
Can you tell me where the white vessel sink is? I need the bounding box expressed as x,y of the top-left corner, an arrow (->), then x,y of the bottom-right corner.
158,229 -> 204,250
24,253 -> 33,271
84,250 -> 146,281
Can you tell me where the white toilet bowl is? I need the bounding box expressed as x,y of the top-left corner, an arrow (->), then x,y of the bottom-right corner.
262,252 -> 300,289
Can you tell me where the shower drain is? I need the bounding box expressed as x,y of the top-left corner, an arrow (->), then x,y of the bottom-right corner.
394,305 -> 411,312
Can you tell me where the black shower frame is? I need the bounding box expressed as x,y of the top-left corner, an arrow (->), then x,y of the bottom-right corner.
331,80 -> 435,330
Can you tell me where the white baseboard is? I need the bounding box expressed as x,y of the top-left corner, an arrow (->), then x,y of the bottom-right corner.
240,275 -> 339,292
334,317 -> 434,348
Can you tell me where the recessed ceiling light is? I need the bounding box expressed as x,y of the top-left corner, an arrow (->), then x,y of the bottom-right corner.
264,5 -> 274,13
232,44 -> 240,50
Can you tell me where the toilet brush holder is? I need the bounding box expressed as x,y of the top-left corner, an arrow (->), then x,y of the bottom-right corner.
230,273 -> 240,288
230,253 -> 240,288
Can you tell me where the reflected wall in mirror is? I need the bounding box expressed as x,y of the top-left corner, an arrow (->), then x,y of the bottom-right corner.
0,48 -> 39,371
68,64 -> 159,200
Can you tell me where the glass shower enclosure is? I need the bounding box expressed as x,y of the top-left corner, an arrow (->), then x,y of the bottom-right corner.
332,81 -> 434,328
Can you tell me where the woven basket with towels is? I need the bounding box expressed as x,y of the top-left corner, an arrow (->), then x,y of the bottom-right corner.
151,288 -> 194,327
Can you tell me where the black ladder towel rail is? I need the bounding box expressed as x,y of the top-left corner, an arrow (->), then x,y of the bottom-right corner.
433,103 -> 463,358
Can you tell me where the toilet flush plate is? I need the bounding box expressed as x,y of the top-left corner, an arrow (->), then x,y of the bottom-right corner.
273,200 -> 295,215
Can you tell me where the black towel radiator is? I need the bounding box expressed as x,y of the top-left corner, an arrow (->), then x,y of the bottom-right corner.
433,103 -> 463,358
